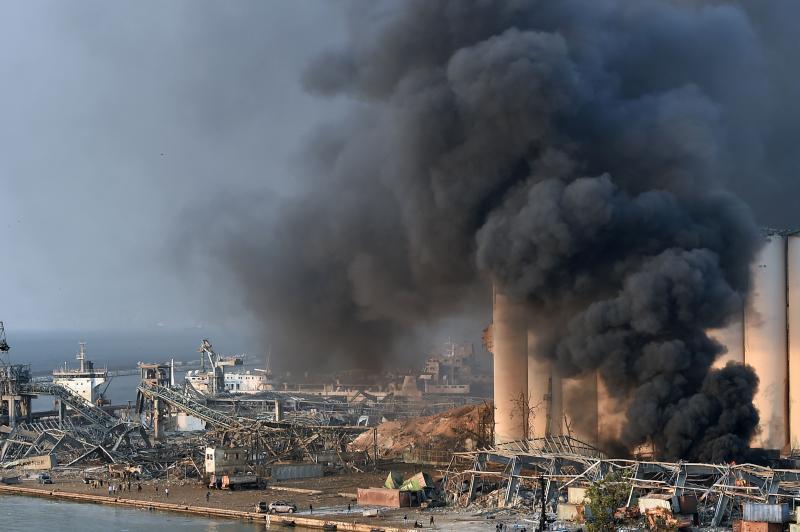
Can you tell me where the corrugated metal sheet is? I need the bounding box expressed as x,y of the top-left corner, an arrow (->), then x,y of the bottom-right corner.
271,463 -> 323,481
742,503 -> 790,524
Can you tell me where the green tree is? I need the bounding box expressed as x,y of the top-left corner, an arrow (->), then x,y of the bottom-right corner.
585,470 -> 630,532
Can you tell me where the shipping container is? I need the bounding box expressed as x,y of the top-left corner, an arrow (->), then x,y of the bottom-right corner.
677,495 -> 698,514
357,488 -> 416,508
743,503 -> 790,523
740,520 -> 783,532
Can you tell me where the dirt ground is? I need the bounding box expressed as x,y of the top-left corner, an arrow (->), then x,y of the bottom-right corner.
27,463 -> 534,531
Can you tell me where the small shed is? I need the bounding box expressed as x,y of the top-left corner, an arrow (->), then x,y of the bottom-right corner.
204,446 -> 248,477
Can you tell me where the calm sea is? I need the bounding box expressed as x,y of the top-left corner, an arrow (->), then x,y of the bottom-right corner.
0,494 -> 316,531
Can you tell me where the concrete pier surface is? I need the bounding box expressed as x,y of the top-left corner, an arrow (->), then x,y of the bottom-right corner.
0,484 -> 407,531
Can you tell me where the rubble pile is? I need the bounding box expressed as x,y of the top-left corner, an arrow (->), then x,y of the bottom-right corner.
350,403 -> 492,458
442,440 -> 800,529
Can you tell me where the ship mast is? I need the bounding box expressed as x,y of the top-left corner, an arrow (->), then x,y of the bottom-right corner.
77,342 -> 87,373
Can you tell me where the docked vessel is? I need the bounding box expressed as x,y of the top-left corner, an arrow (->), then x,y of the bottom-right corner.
185,368 -> 274,394
52,342 -> 110,405
185,339 -> 274,395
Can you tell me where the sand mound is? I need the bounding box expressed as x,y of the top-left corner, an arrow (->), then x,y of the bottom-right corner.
350,403 -> 493,457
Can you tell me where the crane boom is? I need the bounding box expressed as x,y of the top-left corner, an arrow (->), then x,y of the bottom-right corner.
0,321 -> 9,353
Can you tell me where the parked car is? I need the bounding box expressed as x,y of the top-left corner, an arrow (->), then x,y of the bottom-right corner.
268,501 -> 297,514
254,501 -> 269,514
37,473 -> 53,485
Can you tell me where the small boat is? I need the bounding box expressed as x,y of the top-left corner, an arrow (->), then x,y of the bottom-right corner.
323,525 -> 337,531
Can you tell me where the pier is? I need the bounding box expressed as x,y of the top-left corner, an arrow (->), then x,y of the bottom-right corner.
0,484 -> 409,531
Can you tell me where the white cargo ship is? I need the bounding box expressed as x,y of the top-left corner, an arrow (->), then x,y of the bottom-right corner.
185,368 -> 274,394
185,339 -> 274,395
52,342 -> 110,404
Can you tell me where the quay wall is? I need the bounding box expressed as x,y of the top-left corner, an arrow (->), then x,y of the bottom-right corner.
0,484 -> 408,531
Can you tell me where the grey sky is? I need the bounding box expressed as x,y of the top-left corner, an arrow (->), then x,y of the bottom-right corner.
2,0 -> 799,346
1,2 -> 345,330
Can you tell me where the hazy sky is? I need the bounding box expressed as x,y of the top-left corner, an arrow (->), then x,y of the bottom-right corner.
1,2 -> 346,330
2,1 -> 799,342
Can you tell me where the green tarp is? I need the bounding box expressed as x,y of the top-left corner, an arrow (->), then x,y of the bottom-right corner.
384,471 -> 404,489
399,472 -> 433,492
384,471 -> 433,491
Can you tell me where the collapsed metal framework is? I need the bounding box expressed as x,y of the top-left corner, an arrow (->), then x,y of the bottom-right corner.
444,437 -> 800,527
207,390 -> 484,426
136,383 -> 370,467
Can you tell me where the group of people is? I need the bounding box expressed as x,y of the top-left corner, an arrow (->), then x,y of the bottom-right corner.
402,514 -> 436,528
88,479 -> 152,498
106,482 -> 128,495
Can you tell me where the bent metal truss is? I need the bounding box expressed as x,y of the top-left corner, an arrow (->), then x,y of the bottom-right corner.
443,436 -> 800,527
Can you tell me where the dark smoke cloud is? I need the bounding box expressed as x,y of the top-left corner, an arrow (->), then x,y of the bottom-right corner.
196,1 -> 800,459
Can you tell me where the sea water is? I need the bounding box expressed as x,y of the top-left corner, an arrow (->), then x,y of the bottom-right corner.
0,495 -> 317,531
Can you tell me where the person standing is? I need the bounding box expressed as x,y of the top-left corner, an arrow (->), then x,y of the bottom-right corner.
430,515 -> 435,527
165,487 -> 169,498
206,491 -> 210,502
309,503 -> 313,514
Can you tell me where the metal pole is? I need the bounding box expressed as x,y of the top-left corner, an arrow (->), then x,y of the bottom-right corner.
538,476 -> 547,532
373,426 -> 378,467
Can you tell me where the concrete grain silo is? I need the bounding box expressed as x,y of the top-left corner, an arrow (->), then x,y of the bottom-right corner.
787,234 -> 800,449
561,373 -> 598,446
492,289 -> 529,444
597,375 -> 626,445
744,234 -> 788,450
527,330 -> 562,438
490,232 -> 800,454
709,313 -> 745,368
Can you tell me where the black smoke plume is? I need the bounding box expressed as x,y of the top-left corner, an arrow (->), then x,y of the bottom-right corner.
196,1 -> 800,460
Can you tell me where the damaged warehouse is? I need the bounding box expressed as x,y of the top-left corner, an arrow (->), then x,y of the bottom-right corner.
443,436 -> 800,529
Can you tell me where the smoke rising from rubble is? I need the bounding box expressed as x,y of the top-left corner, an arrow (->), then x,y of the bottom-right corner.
202,1 -> 800,459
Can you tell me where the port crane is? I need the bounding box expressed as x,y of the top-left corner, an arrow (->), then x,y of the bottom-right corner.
0,321 -> 10,360
198,338 -> 225,395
